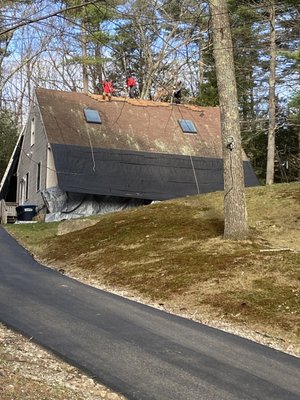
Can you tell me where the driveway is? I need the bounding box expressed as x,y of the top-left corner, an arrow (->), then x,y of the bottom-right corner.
0,226 -> 299,400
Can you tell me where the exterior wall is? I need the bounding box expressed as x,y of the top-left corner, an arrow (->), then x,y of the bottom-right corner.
46,146 -> 58,188
17,97 -> 52,209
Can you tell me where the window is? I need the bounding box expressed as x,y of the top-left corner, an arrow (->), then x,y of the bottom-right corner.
30,117 -> 35,146
84,109 -> 102,124
178,119 -> 197,134
25,172 -> 29,200
20,173 -> 29,203
19,180 -> 24,204
36,162 -> 41,192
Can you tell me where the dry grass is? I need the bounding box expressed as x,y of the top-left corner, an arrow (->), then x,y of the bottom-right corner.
5,182 -> 300,356
0,324 -> 125,400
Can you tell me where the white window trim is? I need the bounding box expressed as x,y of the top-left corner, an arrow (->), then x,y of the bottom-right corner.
19,173 -> 29,204
19,179 -> 24,205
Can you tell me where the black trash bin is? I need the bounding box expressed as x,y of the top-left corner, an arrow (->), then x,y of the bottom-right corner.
16,205 -> 37,221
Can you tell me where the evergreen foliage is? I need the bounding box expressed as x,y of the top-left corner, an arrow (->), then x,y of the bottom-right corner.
0,0 -> 299,182
0,110 -> 18,181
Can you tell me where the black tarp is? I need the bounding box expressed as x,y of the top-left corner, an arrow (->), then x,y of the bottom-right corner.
51,144 -> 259,201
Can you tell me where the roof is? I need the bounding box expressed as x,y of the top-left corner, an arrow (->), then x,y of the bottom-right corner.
31,88 -> 258,201
35,88 -> 223,158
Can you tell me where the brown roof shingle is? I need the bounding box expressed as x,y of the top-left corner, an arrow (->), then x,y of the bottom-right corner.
35,88 -> 223,158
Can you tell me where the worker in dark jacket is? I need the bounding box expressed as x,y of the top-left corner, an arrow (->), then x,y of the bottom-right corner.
172,80 -> 182,104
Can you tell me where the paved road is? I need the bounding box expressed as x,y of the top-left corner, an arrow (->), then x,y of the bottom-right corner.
0,226 -> 299,400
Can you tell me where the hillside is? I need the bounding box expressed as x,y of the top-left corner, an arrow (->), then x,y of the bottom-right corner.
5,182 -> 300,356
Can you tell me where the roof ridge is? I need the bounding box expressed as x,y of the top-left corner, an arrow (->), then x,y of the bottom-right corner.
87,93 -> 217,112
88,94 -> 172,108
36,90 -> 217,112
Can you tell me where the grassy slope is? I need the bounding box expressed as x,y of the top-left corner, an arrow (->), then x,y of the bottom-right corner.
6,183 -> 300,354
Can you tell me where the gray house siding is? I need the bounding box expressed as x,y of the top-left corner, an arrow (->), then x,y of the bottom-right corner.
17,99 -> 49,208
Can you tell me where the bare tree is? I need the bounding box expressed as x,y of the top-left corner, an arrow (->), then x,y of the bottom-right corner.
81,8 -> 89,94
0,0 -> 102,37
112,0 -> 204,100
1,1 -> 85,120
209,0 -> 249,239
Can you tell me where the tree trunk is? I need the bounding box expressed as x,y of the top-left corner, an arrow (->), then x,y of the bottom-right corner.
266,0 -> 276,185
141,72 -> 153,99
81,12 -> 89,94
209,0 -> 249,240
198,33 -> 204,88
298,130 -> 300,181
93,43 -> 103,93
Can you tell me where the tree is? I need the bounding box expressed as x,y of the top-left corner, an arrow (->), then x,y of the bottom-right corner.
229,1 -> 261,124
209,0 -> 249,239
0,109 -> 18,181
258,0 -> 300,184
0,0 -> 299,187
196,1 -> 299,185
62,0 -> 123,93
266,0 -> 276,185
111,0 -> 204,99
286,48 -> 300,180
0,2 -> 15,108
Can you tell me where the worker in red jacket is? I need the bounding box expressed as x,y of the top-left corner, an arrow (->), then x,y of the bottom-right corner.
102,80 -> 114,101
126,75 -> 138,98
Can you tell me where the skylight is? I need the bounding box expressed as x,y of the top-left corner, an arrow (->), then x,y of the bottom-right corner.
178,119 -> 197,134
84,108 -> 102,124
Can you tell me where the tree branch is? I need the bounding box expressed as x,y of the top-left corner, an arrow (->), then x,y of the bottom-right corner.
0,0 -> 104,37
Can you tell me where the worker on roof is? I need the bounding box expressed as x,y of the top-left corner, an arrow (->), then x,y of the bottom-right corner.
102,79 -> 114,101
172,80 -> 182,104
126,74 -> 139,99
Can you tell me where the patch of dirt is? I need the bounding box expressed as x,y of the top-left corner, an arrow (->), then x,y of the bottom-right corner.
165,294 -> 300,358
57,219 -> 99,236
0,323 -> 126,400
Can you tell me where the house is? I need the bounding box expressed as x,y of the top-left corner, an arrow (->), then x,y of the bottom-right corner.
0,88 -> 258,220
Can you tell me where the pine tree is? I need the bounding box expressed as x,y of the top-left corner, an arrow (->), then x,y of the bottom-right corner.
61,0 -> 122,93
209,0 -> 249,240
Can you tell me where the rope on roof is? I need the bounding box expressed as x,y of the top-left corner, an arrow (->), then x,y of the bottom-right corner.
86,130 -> 96,173
177,104 -> 201,195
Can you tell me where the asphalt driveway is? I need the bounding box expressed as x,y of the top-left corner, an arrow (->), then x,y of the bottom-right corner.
0,226 -> 299,400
